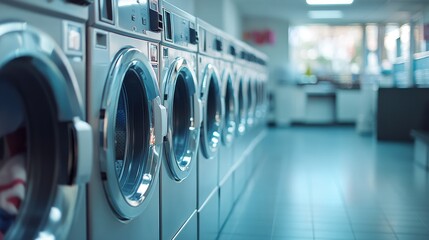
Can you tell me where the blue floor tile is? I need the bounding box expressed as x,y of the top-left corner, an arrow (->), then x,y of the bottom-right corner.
219,127 -> 429,240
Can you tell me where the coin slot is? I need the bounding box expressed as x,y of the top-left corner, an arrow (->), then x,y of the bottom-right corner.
164,10 -> 173,42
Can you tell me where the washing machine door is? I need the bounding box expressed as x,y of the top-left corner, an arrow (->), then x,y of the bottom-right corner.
254,79 -> 262,120
235,73 -> 247,135
220,68 -> 237,147
99,47 -> 167,220
246,77 -> 256,127
0,22 -> 92,240
162,57 -> 201,181
200,64 -> 223,159
260,80 -> 268,115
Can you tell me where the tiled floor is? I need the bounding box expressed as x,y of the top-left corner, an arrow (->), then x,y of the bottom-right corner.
219,127 -> 429,240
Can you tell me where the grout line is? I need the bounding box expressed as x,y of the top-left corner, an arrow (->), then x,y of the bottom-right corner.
217,129 -> 269,239
172,210 -> 197,240
309,178 -> 315,240
380,206 -> 400,240
417,212 -> 429,232
335,179 -> 357,240
269,151 -> 287,240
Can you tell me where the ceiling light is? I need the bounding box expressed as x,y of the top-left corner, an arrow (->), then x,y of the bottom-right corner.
308,10 -> 343,19
306,0 -> 353,5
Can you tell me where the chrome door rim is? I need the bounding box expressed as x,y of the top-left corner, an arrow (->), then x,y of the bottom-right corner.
235,72 -> 247,136
220,68 -> 237,146
246,77 -> 256,127
255,78 -> 263,120
99,47 -> 163,220
200,63 -> 223,159
162,57 -> 201,181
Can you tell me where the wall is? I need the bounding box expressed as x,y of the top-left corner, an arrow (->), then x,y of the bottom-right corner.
195,0 -> 242,38
242,17 -> 290,80
223,0 -> 242,38
424,6 -> 429,51
166,0 -> 196,15
241,17 -> 292,126
164,0 -> 242,38
195,0 -> 223,29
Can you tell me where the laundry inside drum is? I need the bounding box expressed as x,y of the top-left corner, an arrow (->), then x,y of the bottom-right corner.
0,80 -> 28,236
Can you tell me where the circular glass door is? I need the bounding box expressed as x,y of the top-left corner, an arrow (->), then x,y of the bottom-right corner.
0,22 -> 91,240
162,57 -> 201,181
0,79 -> 30,240
260,80 -> 267,115
221,69 -> 237,146
100,47 -> 165,220
236,74 -> 247,135
246,77 -> 256,127
254,79 -> 262,120
200,64 -> 223,159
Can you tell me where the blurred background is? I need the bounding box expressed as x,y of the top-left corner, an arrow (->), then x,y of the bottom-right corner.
169,0 -> 429,139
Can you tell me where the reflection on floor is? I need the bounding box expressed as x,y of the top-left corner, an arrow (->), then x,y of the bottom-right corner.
219,127 -> 429,240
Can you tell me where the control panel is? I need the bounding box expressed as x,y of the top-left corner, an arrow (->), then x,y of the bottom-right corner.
163,10 -> 197,47
98,0 -> 162,35
198,24 -> 222,58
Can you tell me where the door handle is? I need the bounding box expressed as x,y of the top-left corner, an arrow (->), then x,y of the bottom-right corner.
154,96 -> 167,145
71,117 -> 93,185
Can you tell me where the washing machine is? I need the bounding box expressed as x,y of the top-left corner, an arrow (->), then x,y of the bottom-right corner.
86,1 -> 167,239
258,54 -> 269,125
232,40 -> 250,203
196,19 -> 224,240
245,49 -> 257,132
246,56 -> 260,178
0,1 -> 93,239
218,33 -> 238,230
234,41 -> 249,140
253,51 -> 269,127
159,1 -> 201,239
243,52 -> 259,182
249,53 -> 269,173
252,63 -> 263,127
244,50 -> 270,187
254,53 -> 268,125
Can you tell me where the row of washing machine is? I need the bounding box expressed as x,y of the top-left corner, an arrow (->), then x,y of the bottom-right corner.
0,0 -> 268,239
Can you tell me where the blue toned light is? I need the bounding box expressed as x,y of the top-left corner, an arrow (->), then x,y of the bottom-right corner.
308,10 -> 343,19
306,0 -> 353,5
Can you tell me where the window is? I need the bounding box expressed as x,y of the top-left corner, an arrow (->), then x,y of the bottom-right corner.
290,25 -> 363,83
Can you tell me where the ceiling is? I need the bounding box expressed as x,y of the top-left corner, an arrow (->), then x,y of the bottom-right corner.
232,0 -> 429,25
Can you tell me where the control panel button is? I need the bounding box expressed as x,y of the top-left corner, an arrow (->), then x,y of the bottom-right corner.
66,0 -> 93,6
190,28 -> 198,44
229,45 -> 236,56
149,8 -> 163,32
215,39 -> 223,52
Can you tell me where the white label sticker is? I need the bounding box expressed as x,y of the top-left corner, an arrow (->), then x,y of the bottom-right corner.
65,22 -> 83,53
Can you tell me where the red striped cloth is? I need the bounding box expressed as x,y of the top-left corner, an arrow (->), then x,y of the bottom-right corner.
0,128 -> 27,215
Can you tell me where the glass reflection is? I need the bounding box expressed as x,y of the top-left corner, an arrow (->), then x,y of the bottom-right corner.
172,72 -> 191,171
246,80 -> 254,125
115,86 -> 127,179
113,68 -> 149,204
206,75 -> 221,150
223,77 -> 236,143
237,79 -> 246,133
0,81 -> 27,237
